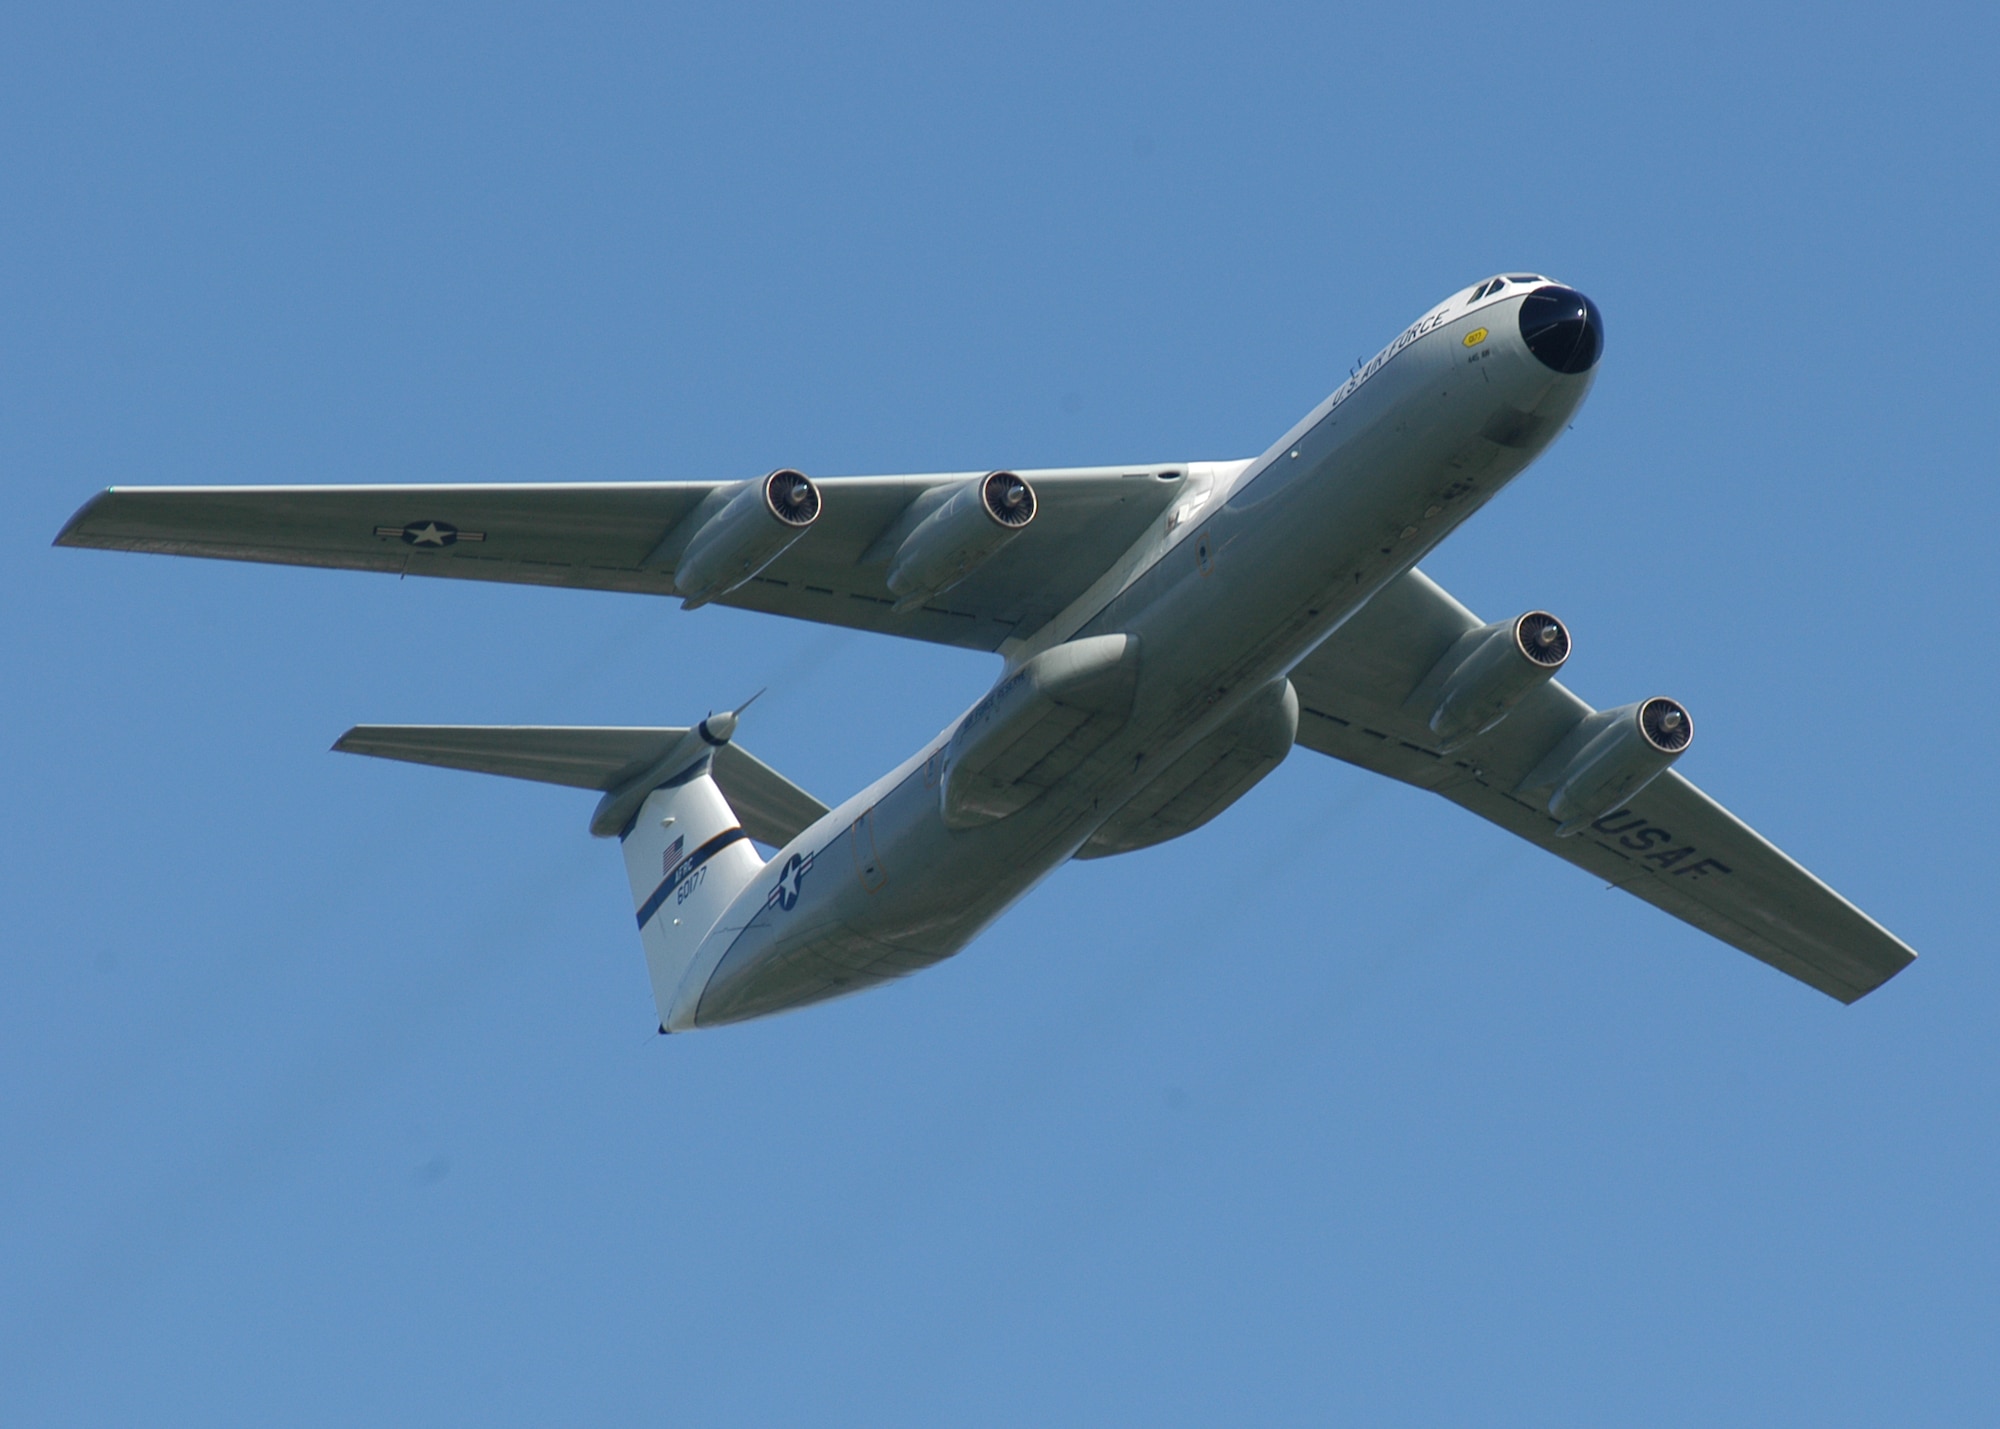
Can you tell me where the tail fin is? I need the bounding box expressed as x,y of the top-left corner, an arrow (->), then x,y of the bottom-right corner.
616,759 -> 767,1027
334,718 -> 832,1029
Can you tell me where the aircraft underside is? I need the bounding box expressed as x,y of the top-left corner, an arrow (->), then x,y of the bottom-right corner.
56,274 -> 1917,1028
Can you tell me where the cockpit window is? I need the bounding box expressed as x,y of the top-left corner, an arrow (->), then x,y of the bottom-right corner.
1472,278 -> 1506,301
1506,273 -> 1541,282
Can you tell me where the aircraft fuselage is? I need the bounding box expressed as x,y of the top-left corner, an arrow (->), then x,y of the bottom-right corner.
670,280 -> 1601,1027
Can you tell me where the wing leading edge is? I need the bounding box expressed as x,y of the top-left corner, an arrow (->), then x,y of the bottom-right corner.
1289,569 -> 1915,1002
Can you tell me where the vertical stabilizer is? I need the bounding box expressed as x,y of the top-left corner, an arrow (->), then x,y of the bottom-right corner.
619,757 -> 767,1030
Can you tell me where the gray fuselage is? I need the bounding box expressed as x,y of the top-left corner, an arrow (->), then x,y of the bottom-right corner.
671,282 -> 1598,1027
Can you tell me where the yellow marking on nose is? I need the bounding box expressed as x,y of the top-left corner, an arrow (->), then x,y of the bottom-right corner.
1463,327 -> 1489,348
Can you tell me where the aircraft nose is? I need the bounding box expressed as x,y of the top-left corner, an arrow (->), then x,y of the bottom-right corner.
1518,285 -> 1604,374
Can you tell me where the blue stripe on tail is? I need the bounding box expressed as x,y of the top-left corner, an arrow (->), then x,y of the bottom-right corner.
636,827 -> 750,928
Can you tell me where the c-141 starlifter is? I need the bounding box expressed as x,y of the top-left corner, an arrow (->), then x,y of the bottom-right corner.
58,276 -> 1915,1028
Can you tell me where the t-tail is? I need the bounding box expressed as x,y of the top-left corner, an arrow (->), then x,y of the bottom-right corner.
331,708 -> 831,1031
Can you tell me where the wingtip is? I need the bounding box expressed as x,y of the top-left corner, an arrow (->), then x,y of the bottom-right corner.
1829,942 -> 1918,1004
51,489 -> 116,549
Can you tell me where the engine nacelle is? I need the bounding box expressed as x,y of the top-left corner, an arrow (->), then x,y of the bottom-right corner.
673,469 -> 820,607
1530,696 -> 1694,836
1423,610 -> 1570,751
887,471 -> 1036,612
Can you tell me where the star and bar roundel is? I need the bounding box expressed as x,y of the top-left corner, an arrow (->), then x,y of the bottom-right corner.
373,520 -> 486,548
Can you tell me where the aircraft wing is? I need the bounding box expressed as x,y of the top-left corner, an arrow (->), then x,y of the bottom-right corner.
55,466 -> 1194,652
1288,569 -> 1916,1002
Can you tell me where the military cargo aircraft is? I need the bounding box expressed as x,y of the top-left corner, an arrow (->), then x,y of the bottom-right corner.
57,275 -> 1915,1029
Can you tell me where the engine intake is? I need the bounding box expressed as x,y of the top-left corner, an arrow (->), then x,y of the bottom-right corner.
673,469 -> 821,607
1640,695 -> 1692,752
1418,610 -> 1571,751
887,471 -> 1036,612
1529,696 -> 1695,836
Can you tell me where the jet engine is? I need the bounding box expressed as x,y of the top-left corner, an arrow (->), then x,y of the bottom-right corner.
1422,610 -> 1571,751
673,469 -> 821,607
887,471 -> 1036,612
1533,696 -> 1694,835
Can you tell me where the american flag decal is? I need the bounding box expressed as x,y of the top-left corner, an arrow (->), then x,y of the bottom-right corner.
661,835 -> 685,876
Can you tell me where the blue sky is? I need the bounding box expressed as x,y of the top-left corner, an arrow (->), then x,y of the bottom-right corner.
4,2 -> 1996,1423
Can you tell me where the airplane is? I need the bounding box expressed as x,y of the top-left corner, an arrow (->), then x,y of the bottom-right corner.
55,274 -> 1916,1030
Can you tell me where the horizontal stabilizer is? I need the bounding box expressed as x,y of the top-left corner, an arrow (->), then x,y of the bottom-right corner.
334,725 -> 829,848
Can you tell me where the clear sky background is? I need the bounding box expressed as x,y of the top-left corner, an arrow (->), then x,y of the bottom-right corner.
4,3 -> 1996,1423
